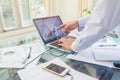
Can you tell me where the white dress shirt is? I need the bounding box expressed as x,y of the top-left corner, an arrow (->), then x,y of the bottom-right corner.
72,0 -> 120,52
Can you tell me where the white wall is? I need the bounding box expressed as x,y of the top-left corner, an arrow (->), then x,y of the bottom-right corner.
53,0 -> 79,22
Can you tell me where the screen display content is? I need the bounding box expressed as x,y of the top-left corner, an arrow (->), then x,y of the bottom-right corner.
46,63 -> 66,74
34,16 -> 66,44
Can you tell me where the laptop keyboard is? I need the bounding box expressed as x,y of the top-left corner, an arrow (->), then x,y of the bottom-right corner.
50,36 -> 76,48
50,40 -> 62,48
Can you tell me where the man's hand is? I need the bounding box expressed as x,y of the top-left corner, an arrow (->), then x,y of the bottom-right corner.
57,21 -> 79,34
58,37 -> 75,51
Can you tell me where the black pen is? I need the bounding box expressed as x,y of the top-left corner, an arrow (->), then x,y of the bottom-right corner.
22,47 -> 32,64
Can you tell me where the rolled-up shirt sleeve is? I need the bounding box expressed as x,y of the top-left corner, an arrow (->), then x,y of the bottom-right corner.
72,0 -> 120,52
78,16 -> 90,31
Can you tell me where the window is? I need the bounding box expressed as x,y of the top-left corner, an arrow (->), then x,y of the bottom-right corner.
0,0 -> 16,30
0,18 -> 2,32
0,0 -> 45,32
31,0 -> 45,18
19,0 -> 32,26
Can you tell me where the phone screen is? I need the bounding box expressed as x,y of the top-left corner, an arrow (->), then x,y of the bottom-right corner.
46,63 -> 66,74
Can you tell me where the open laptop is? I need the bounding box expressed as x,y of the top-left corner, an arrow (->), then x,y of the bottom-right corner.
33,16 -> 68,49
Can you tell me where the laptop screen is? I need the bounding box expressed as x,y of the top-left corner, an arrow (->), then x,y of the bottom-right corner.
33,16 -> 66,44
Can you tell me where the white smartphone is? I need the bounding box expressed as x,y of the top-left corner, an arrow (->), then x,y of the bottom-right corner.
43,63 -> 70,77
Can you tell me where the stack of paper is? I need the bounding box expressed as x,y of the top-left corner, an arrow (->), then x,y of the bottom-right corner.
92,46 -> 120,61
91,39 -> 120,61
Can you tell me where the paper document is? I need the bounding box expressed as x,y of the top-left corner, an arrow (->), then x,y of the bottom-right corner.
0,43 -> 45,68
18,58 -> 97,80
0,46 -> 26,68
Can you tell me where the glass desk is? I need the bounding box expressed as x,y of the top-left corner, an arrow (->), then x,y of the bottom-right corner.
36,49 -> 119,80
1,39 -> 120,80
1,48 -> 120,80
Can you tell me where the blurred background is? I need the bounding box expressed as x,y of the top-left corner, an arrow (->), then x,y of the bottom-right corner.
0,0 -> 119,48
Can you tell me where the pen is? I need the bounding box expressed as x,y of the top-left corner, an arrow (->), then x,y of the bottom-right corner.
22,47 -> 32,64
99,44 -> 117,47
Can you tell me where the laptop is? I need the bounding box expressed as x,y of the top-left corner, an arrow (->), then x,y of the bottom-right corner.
33,16 -> 68,49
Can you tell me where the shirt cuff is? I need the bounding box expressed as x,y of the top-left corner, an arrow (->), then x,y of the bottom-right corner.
71,40 -> 77,52
71,37 -> 82,53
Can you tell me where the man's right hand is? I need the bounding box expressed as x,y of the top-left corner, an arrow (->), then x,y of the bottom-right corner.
57,20 -> 79,34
